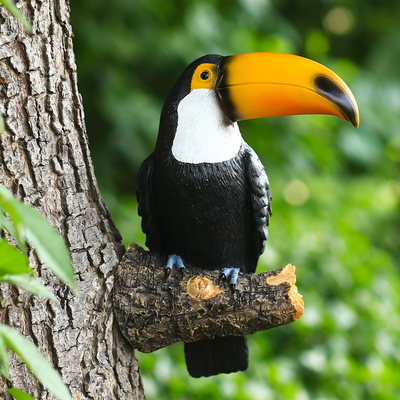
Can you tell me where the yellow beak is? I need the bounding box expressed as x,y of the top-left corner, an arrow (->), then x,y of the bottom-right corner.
215,52 -> 359,128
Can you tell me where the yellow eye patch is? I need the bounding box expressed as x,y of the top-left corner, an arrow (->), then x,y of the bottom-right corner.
191,63 -> 217,91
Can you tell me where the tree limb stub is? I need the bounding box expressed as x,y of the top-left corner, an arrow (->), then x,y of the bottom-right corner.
114,244 -> 304,353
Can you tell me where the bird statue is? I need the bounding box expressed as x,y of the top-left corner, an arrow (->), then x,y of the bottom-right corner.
136,52 -> 359,378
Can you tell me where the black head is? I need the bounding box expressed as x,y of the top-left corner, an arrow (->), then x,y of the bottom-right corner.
164,54 -> 225,108
155,54 -> 225,156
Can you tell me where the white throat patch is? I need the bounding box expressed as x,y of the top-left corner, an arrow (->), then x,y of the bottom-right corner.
172,89 -> 242,164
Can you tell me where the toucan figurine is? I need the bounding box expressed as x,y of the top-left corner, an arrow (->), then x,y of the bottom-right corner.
137,53 -> 359,378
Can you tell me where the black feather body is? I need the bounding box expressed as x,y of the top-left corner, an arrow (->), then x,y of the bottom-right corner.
138,142 -> 271,274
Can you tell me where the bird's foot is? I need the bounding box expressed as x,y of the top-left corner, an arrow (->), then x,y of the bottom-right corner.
165,254 -> 185,278
220,267 -> 240,289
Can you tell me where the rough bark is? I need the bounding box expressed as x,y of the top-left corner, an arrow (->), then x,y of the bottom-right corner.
0,1 -> 144,399
114,244 -> 304,353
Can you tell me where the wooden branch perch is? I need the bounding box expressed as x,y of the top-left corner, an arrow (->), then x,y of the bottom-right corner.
113,244 -> 304,353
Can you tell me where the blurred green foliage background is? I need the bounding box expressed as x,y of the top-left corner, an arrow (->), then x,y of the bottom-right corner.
71,1 -> 400,399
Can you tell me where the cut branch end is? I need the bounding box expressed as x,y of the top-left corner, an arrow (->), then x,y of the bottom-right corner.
266,264 -> 304,320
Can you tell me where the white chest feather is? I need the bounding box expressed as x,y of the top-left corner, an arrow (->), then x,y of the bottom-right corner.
171,89 -> 242,164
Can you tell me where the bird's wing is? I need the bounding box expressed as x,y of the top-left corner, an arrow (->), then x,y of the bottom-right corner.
243,143 -> 272,273
136,154 -> 162,251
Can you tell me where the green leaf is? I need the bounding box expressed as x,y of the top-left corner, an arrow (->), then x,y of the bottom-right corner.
0,204 -> 26,253
0,240 -> 32,276
0,334 -> 10,381
0,186 -> 76,291
19,209 -> 76,291
0,114 -> 4,134
0,0 -> 32,34
0,325 -> 71,400
8,388 -> 35,400
0,273 -> 57,301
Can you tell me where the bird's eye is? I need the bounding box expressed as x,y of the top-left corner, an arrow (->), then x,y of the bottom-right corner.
200,71 -> 210,80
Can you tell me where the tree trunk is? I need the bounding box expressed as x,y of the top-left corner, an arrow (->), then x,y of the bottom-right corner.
0,1 -> 145,399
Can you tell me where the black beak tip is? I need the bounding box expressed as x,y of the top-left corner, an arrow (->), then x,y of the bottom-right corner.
313,75 -> 359,128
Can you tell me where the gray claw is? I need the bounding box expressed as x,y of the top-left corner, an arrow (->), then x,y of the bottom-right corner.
220,267 -> 240,286
165,254 -> 185,277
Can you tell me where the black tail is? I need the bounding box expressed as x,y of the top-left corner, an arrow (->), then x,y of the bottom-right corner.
184,336 -> 249,378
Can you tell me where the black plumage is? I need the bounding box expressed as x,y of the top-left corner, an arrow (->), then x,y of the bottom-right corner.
138,143 -> 271,272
